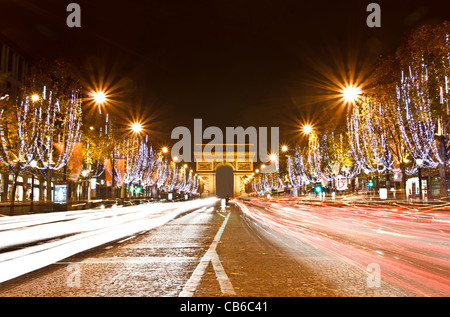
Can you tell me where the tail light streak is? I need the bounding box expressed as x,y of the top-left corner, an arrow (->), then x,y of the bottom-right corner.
235,198 -> 450,296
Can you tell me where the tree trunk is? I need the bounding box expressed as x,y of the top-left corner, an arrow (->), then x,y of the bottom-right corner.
46,167 -> 53,211
400,162 -> 407,198
1,174 -> 8,204
439,162 -> 447,197
439,135 -> 447,197
9,172 -> 18,216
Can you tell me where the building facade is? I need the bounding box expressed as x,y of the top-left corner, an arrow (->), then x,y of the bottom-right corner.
0,37 -> 29,96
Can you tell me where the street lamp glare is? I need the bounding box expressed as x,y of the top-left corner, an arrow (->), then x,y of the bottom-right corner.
131,122 -> 143,134
162,146 -> 169,154
342,85 -> 362,103
31,94 -> 40,102
92,91 -> 107,104
281,145 -> 288,152
302,124 -> 313,135
269,154 -> 278,162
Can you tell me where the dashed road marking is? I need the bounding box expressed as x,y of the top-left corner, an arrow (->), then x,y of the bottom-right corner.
179,212 -> 235,297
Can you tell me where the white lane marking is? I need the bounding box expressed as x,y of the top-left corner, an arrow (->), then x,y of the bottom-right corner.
118,235 -> 136,243
57,256 -> 197,264
179,212 -> 236,297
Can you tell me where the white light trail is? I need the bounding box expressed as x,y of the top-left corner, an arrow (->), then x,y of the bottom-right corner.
0,198 -> 217,283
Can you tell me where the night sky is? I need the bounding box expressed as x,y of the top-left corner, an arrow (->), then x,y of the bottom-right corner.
1,0 -> 450,145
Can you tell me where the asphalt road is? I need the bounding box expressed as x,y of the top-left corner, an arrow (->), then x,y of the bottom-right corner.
1,197 -> 438,297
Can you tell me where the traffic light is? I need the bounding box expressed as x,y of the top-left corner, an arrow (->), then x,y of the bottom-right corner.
367,180 -> 374,188
129,185 -> 142,194
314,185 -> 323,193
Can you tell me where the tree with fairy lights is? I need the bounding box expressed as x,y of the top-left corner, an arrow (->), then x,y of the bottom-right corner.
26,60 -> 83,204
155,155 -> 169,192
0,93 -> 42,215
140,145 -> 158,195
395,21 -> 450,196
113,135 -> 151,198
32,85 -> 83,203
81,112 -> 114,196
347,93 -> 399,192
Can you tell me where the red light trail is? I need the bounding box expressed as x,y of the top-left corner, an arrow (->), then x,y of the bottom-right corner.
235,198 -> 450,296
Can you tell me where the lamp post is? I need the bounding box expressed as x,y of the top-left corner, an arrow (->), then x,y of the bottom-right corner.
92,91 -> 107,114
131,122 -> 143,134
81,169 -> 90,202
302,123 -> 317,194
416,158 -> 423,199
30,160 -> 37,213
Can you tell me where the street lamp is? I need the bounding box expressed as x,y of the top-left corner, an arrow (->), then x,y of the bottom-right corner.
92,91 -> 107,104
31,94 -> 40,102
130,122 -> 143,134
341,85 -> 362,104
302,124 -> 313,135
30,160 -> 37,212
91,90 -> 108,114
416,158 -> 424,199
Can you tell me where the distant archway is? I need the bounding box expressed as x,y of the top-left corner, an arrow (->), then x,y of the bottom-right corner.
216,165 -> 234,198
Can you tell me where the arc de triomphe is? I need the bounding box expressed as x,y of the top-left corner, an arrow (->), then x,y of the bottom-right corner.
195,145 -> 254,198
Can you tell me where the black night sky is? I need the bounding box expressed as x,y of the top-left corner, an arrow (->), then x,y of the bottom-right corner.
1,0 -> 450,145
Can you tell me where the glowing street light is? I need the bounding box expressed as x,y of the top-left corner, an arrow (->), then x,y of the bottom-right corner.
92,91 -> 107,105
31,94 -> 40,102
162,146 -> 169,154
281,145 -> 288,152
130,122 -> 143,134
302,124 -> 313,135
341,85 -> 362,104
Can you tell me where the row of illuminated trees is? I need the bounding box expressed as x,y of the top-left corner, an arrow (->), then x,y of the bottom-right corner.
0,60 -> 201,215
252,21 -> 450,198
